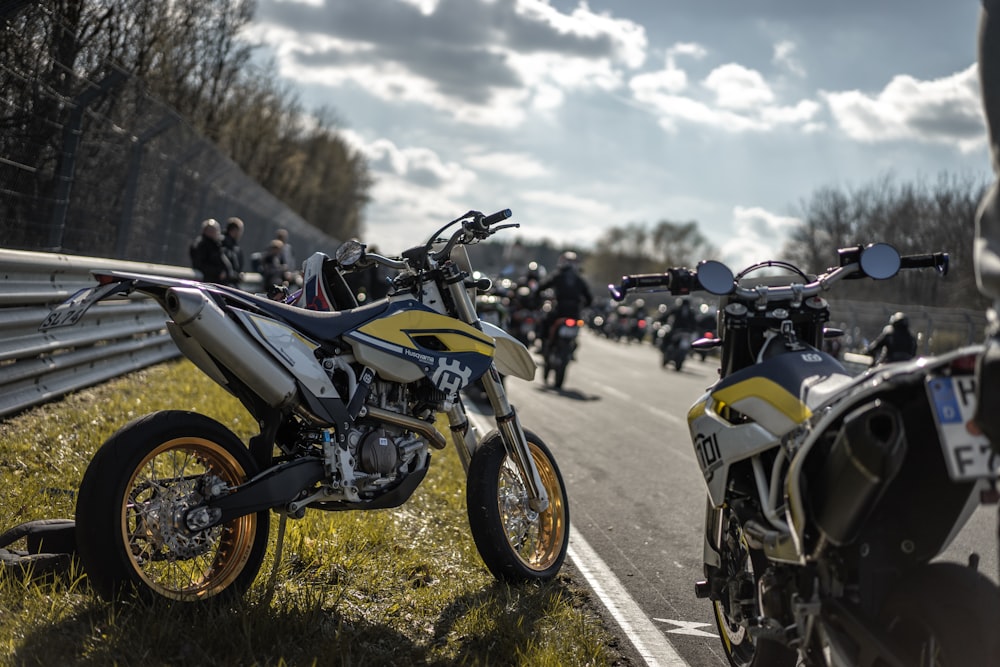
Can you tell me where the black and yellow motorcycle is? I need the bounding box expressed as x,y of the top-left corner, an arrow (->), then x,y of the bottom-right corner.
40,209 -> 569,602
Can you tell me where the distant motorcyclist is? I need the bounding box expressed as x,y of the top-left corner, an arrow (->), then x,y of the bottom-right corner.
658,297 -> 698,366
864,311 -> 917,364
539,251 -> 593,352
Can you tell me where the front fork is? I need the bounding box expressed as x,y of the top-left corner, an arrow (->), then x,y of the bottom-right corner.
443,265 -> 550,513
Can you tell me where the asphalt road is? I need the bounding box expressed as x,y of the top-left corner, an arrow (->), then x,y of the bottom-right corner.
478,330 -> 1000,667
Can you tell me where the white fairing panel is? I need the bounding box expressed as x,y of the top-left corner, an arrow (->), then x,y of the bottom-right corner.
480,321 -> 536,380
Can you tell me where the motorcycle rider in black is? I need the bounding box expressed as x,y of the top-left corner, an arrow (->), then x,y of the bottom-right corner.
539,251 -> 593,355
864,311 -> 918,364
658,297 -> 698,364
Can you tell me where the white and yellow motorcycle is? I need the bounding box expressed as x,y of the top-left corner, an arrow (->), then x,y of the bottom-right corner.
611,244 -> 1000,666
41,209 -> 569,602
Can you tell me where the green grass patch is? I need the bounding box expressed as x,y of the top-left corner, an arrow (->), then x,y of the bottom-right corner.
0,360 -> 624,666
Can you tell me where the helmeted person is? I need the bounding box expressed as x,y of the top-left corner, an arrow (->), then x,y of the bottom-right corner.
661,297 -> 698,333
539,251 -> 593,350
864,311 -> 917,364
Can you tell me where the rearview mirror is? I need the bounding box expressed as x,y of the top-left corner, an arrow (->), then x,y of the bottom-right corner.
697,261 -> 735,295
860,243 -> 900,280
335,239 -> 366,268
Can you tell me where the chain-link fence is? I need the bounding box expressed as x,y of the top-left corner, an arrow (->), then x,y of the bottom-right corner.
0,3 -> 341,271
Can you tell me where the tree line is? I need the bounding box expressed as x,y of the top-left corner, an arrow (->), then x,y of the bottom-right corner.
495,172 -> 990,312
0,0 -> 370,243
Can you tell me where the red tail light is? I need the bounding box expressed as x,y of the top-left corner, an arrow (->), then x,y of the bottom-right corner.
950,353 -> 978,374
564,318 -> 578,327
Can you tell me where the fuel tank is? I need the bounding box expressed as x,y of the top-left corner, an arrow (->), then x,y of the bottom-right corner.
344,300 -> 496,393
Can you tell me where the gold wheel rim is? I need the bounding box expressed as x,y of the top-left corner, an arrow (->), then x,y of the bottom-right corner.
121,437 -> 257,601
498,442 -> 566,571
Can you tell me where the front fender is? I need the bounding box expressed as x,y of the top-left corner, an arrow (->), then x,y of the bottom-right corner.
480,321 -> 537,380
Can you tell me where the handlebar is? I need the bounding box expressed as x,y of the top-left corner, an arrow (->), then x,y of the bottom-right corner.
609,249 -> 949,305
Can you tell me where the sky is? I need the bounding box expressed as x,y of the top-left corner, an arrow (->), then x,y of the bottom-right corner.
244,0 -> 990,271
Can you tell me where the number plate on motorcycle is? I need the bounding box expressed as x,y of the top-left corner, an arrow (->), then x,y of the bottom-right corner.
927,376 -> 998,481
39,282 -> 123,330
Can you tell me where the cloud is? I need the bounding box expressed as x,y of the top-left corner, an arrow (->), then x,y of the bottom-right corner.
718,206 -> 802,269
703,63 -> 775,110
248,0 -> 648,126
824,64 -> 985,152
342,131 -> 477,193
772,40 -> 805,78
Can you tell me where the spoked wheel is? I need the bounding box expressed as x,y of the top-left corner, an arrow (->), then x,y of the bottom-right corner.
879,562 -> 1000,666
711,505 -> 796,667
466,429 -> 569,582
76,410 -> 269,602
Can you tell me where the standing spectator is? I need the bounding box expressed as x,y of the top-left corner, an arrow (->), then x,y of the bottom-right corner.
189,219 -> 232,283
275,228 -> 296,274
259,239 -> 289,290
221,217 -> 245,287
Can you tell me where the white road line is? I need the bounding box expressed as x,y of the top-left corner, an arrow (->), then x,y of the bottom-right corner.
569,530 -> 690,667
465,409 -> 689,667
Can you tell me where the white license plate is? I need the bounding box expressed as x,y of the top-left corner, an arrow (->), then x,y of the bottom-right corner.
39,282 -> 123,330
558,326 -> 579,338
927,375 -> 998,481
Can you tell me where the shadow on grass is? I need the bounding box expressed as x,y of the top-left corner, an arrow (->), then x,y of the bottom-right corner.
12,591 -> 432,666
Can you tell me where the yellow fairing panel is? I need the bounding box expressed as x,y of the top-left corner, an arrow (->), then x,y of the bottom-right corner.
712,376 -> 811,436
356,310 -> 496,357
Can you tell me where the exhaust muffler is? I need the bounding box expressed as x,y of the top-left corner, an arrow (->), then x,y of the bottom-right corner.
810,399 -> 905,545
165,287 -> 298,410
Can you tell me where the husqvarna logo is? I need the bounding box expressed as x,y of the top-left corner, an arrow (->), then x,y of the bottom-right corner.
432,358 -> 473,394
801,353 -> 823,362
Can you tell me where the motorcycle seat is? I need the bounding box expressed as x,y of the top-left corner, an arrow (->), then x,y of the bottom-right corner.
228,290 -> 392,343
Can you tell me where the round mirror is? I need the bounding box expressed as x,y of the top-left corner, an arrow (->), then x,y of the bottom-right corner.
697,260 -> 735,295
859,243 -> 901,280
335,240 -> 366,267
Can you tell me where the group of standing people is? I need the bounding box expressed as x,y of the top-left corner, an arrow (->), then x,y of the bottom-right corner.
189,218 -> 295,290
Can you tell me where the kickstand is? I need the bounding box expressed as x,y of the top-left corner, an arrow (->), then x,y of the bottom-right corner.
263,512 -> 288,607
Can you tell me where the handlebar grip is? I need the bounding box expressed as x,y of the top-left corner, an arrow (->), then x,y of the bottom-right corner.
632,273 -> 673,289
900,252 -> 949,275
482,209 -> 512,227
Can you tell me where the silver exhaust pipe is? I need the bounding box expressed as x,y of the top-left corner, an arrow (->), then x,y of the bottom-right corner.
165,287 -> 298,410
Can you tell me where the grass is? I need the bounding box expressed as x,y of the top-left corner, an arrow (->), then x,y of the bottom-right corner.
0,360 -> 626,666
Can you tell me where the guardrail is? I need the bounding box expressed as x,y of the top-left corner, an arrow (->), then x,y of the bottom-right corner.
0,248 -> 261,418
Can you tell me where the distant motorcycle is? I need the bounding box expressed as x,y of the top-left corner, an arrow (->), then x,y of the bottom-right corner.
610,244 -> 1000,666
657,325 -> 694,371
41,209 -> 570,603
543,317 -> 582,389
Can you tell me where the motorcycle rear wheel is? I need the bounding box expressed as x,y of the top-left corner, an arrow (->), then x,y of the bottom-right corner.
466,429 -> 569,582
75,410 -> 269,602
879,562 -> 1000,666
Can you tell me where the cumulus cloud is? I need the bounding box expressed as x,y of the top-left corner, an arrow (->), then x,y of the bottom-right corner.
629,56 -> 820,133
248,0 -> 648,126
703,63 -> 775,110
718,206 -> 802,269
824,64 -> 985,152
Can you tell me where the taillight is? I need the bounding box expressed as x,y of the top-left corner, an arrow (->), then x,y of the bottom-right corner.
564,318 -> 577,327
950,353 -> 978,374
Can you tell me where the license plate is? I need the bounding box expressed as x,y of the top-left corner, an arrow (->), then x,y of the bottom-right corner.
927,375 -> 998,480
558,326 -> 579,338
39,282 -> 124,330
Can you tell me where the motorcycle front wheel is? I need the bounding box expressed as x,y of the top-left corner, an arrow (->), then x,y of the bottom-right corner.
466,429 -> 569,582
75,410 -> 270,602
878,562 -> 1000,665
712,502 -> 797,667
